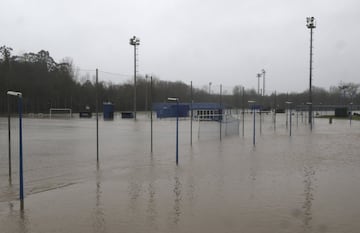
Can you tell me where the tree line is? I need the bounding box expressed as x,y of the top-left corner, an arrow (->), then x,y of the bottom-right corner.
1,46 -> 359,114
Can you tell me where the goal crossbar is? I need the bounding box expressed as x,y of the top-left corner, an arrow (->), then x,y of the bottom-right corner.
49,108 -> 72,118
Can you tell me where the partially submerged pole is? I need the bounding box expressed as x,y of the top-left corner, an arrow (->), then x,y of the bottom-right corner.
150,76 -> 153,153
7,95 -> 11,182
190,81 -> 193,146
176,101 -> 179,164
96,69 -> 99,162
253,106 -> 256,146
219,84 -> 222,141
242,87 -> 245,137
7,90 -> 24,209
18,95 -> 24,209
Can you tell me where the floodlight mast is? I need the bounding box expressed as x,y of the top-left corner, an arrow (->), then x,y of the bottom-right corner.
7,90 -> 24,209
261,69 -> 266,96
306,17 -> 316,126
257,73 -> 261,95
129,36 -> 140,120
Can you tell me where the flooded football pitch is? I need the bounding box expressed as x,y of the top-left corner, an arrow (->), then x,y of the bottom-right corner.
0,113 -> 360,233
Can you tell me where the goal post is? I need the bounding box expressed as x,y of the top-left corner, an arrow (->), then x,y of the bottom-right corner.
49,108 -> 72,118
197,113 -> 240,140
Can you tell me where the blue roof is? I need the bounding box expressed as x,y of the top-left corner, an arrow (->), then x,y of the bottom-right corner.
190,103 -> 223,110
153,102 -> 224,111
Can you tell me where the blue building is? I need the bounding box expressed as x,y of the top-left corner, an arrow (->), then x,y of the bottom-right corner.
191,103 -> 224,121
152,103 -> 189,118
153,102 -> 224,120
103,102 -> 114,120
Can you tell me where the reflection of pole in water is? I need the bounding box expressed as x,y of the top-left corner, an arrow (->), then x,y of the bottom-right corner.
173,176 -> 182,224
302,165 -> 315,232
249,148 -> 257,200
146,183 -> 157,227
128,177 -> 141,214
146,161 -> 158,229
6,202 -> 30,233
19,208 -> 29,233
93,164 -> 106,233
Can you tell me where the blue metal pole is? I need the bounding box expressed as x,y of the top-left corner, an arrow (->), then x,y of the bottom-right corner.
176,101 -> 179,165
18,97 -> 24,205
253,107 -> 256,146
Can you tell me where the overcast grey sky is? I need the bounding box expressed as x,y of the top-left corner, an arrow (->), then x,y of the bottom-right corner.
1,0 -> 360,93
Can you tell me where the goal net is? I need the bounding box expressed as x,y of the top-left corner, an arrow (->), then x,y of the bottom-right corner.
222,114 -> 240,136
197,113 -> 240,140
49,108 -> 72,118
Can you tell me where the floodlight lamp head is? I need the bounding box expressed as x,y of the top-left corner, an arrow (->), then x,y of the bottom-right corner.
257,73 -> 261,78
7,90 -> 22,97
129,36 -> 140,45
306,17 -> 316,28
167,97 -> 179,102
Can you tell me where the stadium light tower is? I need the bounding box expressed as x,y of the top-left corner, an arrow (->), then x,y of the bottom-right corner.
306,17 -> 316,126
7,91 -> 24,209
257,73 -> 261,95
129,36 -> 140,120
261,69 -> 266,96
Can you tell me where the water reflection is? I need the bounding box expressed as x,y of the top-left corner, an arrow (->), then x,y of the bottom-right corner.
186,147 -> 196,206
249,147 -> 258,200
186,174 -> 196,215
92,163 -> 106,233
19,208 -> 29,233
173,175 -> 182,224
2,202 -> 30,233
146,160 -> 158,230
128,176 -> 141,213
146,183 -> 157,226
1,181 -> 16,203
302,165 -> 315,232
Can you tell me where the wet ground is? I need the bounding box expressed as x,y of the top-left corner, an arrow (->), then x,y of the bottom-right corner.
1,113 -> 360,233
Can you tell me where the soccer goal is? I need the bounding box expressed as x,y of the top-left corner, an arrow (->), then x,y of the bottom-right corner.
49,108 -> 72,118
197,113 -> 240,140
222,114 -> 240,136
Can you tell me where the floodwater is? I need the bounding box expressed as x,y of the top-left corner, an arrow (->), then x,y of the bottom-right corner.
0,113 -> 360,233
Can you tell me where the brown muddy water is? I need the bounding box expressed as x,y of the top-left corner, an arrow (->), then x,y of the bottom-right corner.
0,113 -> 360,233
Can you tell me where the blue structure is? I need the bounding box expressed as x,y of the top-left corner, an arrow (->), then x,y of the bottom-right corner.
103,102 -> 114,120
153,102 -> 224,120
121,112 -> 134,119
153,103 -> 189,118
191,103 -> 224,121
